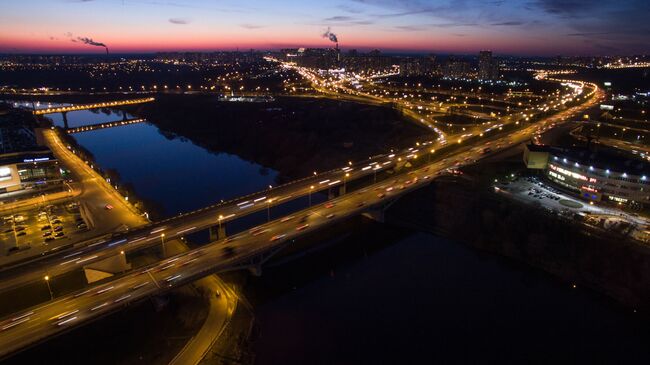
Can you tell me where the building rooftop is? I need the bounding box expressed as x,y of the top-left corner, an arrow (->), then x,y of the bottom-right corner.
531,144 -> 650,176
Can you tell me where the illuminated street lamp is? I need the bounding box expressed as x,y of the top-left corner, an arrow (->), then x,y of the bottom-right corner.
267,199 -> 273,222
309,185 -> 314,207
161,233 -> 166,256
44,276 -> 53,300
344,172 -> 350,192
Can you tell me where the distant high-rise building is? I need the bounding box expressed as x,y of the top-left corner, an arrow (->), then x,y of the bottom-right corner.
478,50 -> 499,80
443,57 -> 471,78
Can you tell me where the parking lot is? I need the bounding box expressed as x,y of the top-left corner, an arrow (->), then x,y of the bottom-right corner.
0,201 -> 88,256
495,176 -> 650,243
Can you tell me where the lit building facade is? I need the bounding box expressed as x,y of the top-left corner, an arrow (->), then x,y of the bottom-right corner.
524,144 -> 650,205
0,149 -> 61,195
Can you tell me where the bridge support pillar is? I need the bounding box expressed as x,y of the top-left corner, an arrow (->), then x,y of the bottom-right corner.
62,112 -> 69,129
122,110 -> 128,121
209,225 -> 227,241
339,185 -> 346,196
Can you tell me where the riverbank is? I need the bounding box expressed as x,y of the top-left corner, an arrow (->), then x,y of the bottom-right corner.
125,93 -> 429,180
387,162 -> 650,313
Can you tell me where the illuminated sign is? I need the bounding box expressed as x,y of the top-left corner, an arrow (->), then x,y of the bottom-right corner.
581,186 -> 598,193
600,104 -> 614,111
549,164 -> 587,181
548,171 -> 565,181
609,196 -> 627,203
604,82 -> 612,87
22,157 -> 50,163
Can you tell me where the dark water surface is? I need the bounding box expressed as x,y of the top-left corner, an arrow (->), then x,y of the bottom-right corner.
47,107 -> 278,218
250,222 -> 650,364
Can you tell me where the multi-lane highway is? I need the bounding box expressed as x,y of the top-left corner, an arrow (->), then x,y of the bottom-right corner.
0,140 -> 434,291
0,77 -> 603,359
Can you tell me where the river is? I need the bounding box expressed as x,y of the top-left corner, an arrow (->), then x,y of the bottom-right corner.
42,105 -> 278,218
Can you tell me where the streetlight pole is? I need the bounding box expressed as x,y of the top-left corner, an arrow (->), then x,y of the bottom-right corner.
267,200 -> 272,222
429,149 -> 435,163
309,186 -> 314,207
161,233 -> 166,256
44,275 -> 53,300
343,173 -> 350,193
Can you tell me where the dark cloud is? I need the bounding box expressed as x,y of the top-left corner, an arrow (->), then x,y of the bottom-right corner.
491,21 -> 524,26
321,15 -> 374,25
324,16 -> 353,21
533,0 -> 593,17
338,4 -> 364,14
240,24 -> 265,29
168,17 -> 190,24
431,22 -> 477,28
566,32 -> 612,37
394,25 -> 427,31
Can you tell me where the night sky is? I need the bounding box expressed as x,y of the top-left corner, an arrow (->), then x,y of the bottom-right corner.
1,0 -> 648,55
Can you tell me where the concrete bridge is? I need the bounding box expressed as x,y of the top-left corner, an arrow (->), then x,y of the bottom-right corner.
32,97 -> 155,116
0,156 -> 437,359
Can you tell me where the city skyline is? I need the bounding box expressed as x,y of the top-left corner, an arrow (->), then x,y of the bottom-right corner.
1,0 -> 648,55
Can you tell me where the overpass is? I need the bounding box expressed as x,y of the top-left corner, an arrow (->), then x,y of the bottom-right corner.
0,142 -> 431,292
65,118 -> 147,134
0,141 -> 475,359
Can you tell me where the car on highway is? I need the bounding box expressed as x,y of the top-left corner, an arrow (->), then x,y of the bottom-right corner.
326,213 -> 336,219
296,224 -> 309,231
104,204 -> 114,210
325,202 -> 335,209
270,234 -> 286,242
251,228 -> 270,236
